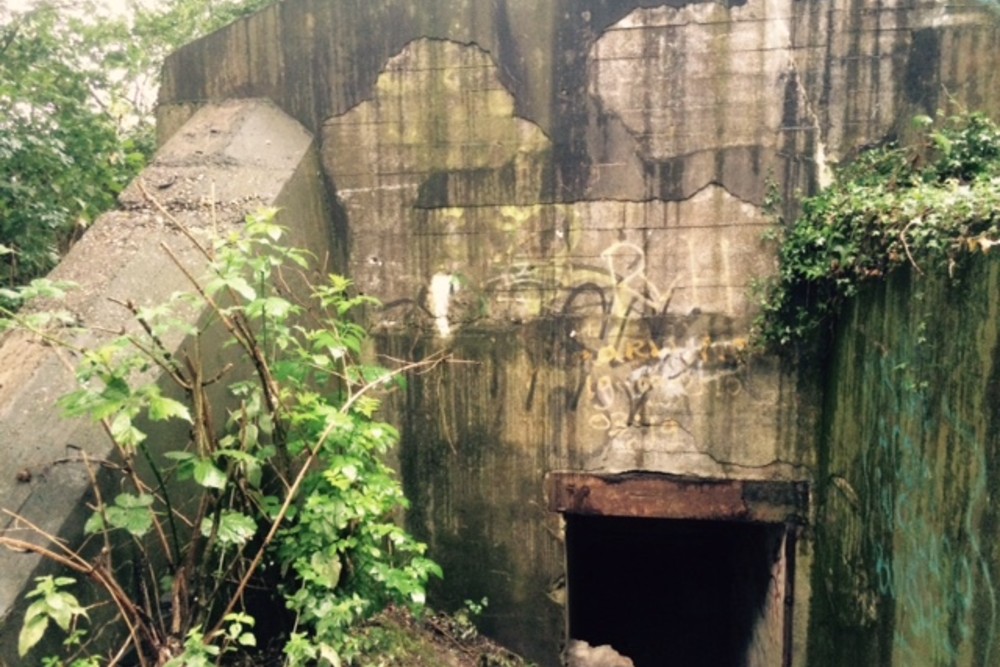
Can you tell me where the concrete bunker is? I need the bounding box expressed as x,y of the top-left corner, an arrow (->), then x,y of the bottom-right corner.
6,0 -> 1000,663
548,473 -> 807,666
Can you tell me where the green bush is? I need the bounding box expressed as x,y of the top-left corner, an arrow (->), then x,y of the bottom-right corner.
0,6 -> 145,291
1,210 -> 441,666
754,112 -> 1000,353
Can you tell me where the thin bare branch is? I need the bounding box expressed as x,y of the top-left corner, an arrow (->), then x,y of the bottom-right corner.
900,218 -> 925,276
138,180 -> 213,261
107,296 -> 191,390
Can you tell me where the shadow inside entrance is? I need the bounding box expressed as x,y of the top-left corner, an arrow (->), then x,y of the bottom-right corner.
566,515 -> 785,667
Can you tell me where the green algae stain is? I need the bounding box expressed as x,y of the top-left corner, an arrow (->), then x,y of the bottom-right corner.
813,260 -> 1000,665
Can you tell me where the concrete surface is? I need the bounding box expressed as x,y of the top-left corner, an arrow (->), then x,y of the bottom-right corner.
3,0 -> 1000,664
813,258 -> 1000,665
156,0 -> 1000,663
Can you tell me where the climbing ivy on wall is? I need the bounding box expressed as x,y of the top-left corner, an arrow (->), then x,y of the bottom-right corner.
754,112 -> 1000,352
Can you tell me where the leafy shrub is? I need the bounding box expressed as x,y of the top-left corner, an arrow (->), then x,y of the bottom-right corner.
0,209 -> 440,666
0,6 -> 145,291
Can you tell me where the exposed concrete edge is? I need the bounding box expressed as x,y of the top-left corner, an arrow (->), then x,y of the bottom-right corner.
0,99 -> 334,659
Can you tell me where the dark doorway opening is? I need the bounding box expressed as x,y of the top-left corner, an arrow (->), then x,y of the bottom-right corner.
565,514 -> 786,667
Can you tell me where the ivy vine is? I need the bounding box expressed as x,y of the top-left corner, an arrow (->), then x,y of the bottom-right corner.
754,111 -> 1000,353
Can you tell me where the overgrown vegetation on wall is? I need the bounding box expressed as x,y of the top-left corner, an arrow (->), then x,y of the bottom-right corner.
0,211 -> 440,666
755,112 -> 1000,352
0,0 -> 273,297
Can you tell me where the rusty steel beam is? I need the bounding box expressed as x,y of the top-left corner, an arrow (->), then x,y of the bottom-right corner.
545,471 -> 808,523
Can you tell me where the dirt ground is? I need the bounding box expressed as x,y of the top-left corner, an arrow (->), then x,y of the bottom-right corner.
352,605 -> 536,667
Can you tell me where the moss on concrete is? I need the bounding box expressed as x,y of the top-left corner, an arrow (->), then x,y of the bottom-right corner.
812,257 -> 1000,665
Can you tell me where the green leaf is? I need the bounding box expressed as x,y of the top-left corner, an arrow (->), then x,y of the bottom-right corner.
309,551 -> 343,589
352,395 -> 381,418
318,644 -> 342,667
114,493 -> 154,509
201,510 -> 256,546
45,593 -> 78,631
102,376 -> 131,403
193,459 -> 227,490
105,493 -> 155,536
83,512 -> 105,535
57,389 -> 98,418
109,411 -> 146,447
247,295 -> 294,320
17,577 -> 87,655
224,276 -> 256,301
147,394 -> 191,422
18,612 -> 48,657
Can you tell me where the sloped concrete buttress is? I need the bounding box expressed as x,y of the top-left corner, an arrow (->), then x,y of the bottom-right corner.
0,99 -> 334,661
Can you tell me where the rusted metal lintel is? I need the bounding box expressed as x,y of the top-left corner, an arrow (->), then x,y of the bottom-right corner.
545,471 -> 808,523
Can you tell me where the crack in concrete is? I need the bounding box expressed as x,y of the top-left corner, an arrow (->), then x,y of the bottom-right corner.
410,178 -> 764,210
411,167 -> 767,208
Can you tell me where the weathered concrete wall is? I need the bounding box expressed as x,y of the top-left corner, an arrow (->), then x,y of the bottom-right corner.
813,257 -> 1000,666
159,0 -> 1000,201
0,99 -> 334,660
40,0 -> 988,664
154,0 -> 1000,664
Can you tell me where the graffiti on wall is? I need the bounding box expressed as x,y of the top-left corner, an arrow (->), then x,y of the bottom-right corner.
555,241 -> 748,457
384,196 -> 764,466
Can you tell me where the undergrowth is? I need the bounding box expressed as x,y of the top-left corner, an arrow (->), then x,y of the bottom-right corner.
0,208 -> 442,666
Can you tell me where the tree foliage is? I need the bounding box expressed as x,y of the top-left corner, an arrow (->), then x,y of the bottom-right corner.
0,5 -> 140,289
754,111 -> 1000,353
0,0 -> 273,295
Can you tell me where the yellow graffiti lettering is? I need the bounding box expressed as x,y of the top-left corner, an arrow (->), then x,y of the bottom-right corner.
594,375 -> 615,408
722,375 -> 742,396
657,418 -> 690,438
609,412 -> 629,434
596,345 -> 619,365
588,413 -> 611,431
699,335 -> 712,363
623,339 -> 646,362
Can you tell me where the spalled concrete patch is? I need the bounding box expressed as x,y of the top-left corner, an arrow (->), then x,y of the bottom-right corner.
323,39 -> 552,302
590,2 -> 793,162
